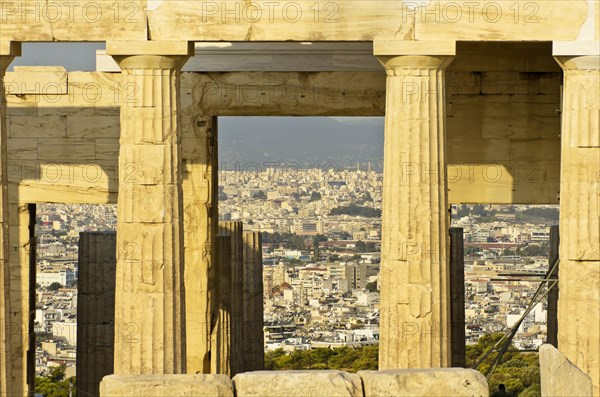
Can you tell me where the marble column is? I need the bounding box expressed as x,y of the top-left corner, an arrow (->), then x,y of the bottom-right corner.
77,232 -> 117,397
182,114 -> 218,374
212,234 -> 232,375
217,221 -> 243,375
108,41 -> 192,374
375,41 -> 455,369
242,231 -> 264,372
554,42 -> 600,396
0,42 -> 21,397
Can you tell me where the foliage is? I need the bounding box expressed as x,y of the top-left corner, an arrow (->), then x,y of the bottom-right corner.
35,365 -> 75,397
309,191 -> 322,202
265,346 -> 378,372
365,281 -> 378,292
356,241 -> 377,253
47,282 -> 62,292
265,335 -> 540,396
254,190 -> 267,199
467,333 -> 541,396
262,232 -> 308,251
330,204 -> 381,218
521,207 -> 558,221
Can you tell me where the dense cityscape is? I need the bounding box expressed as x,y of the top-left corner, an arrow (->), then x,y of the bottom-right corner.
34,167 -> 557,379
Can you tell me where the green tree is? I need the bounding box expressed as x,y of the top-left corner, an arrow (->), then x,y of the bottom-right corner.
365,281 -> 378,292
309,191 -> 322,202
35,365 -> 76,397
254,190 -> 267,199
467,333 -> 541,396
356,241 -> 367,252
47,282 -> 62,292
264,347 -> 378,372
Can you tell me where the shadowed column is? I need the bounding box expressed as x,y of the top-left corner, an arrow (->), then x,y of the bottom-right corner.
212,234 -> 232,375
375,41 -> 455,369
242,231 -> 264,372
217,221 -> 243,375
449,227 -> 465,367
77,232 -> 116,397
108,41 -> 192,374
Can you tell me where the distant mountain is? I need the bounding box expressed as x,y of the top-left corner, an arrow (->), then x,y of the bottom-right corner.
218,117 -> 384,171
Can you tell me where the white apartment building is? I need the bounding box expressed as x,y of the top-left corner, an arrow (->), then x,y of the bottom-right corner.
37,269 -> 75,287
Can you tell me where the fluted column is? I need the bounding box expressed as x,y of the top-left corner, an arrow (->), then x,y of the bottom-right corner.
0,43 -> 20,397
215,221 -> 243,376
554,42 -> 600,396
375,41 -> 455,369
242,231 -> 264,372
182,114 -> 218,374
108,41 -> 192,374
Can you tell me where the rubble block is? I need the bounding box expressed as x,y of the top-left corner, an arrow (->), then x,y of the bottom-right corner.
233,370 -> 362,397
358,368 -> 489,397
539,344 -> 593,397
99,374 -> 234,397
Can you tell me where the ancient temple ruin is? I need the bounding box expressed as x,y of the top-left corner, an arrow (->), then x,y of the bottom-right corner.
0,1 -> 598,396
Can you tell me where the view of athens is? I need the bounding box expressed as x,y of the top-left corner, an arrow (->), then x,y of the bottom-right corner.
1,2 -> 599,397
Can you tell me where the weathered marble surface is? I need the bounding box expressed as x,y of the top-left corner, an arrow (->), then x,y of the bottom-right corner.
539,344 -> 593,397
232,370 -> 362,397
99,374 -> 234,397
359,369 -> 489,397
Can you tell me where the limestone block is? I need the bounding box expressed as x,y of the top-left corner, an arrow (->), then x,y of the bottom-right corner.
0,0 -> 147,41
4,66 -> 67,94
7,138 -> 38,160
539,344 -> 593,397
183,72 -> 386,117
100,374 -> 233,397
449,139 -> 510,162
5,94 -> 38,116
67,116 -> 120,138
8,115 -> 66,138
510,139 -> 560,161
95,139 -> 120,161
37,138 -> 95,161
232,371 -> 362,397
359,369 -> 489,397
415,1 -> 590,41
447,101 -> 482,139
148,1 -> 407,41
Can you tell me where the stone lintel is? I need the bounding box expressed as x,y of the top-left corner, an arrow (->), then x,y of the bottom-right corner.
106,41 -> 194,56
373,40 -> 456,56
0,41 -> 21,56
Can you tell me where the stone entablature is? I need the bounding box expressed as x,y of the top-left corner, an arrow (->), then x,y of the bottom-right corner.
1,1 -> 598,42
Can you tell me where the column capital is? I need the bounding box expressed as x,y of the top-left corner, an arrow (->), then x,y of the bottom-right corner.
107,40 -> 194,70
374,41 -> 455,75
553,41 -> 600,70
